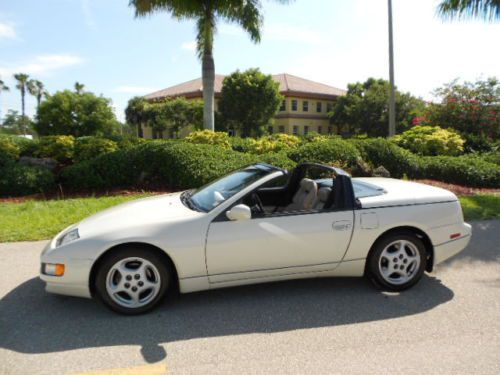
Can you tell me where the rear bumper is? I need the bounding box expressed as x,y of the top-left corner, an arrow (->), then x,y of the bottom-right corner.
433,223 -> 472,267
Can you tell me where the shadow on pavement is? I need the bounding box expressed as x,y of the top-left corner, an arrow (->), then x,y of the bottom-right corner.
1,275 -> 453,362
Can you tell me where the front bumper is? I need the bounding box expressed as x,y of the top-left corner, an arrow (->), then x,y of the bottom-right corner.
40,243 -> 93,299
433,223 -> 472,267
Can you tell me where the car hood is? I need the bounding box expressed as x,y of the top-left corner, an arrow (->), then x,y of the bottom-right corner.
354,178 -> 458,208
78,192 -> 202,237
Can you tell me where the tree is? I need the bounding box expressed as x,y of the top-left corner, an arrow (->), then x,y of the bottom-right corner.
425,77 -> 499,140
218,69 -> 282,137
329,78 -> 425,137
129,0 -> 291,132
0,110 -> 34,135
125,96 -> 149,137
14,73 -> 30,135
35,90 -> 120,137
126,97 -> 203,138
0,78 -> 9,125
74,82 -> 85,94
27,79 -> 47,111
438,0 -> 500,21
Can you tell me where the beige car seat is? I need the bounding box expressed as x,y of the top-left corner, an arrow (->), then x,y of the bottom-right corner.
314,187 -> 332,209
285,178 -> 318,211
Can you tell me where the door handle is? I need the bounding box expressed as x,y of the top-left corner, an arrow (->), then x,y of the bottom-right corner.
333,221 -> 352,231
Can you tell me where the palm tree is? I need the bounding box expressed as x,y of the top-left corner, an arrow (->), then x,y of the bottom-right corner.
74,82 -> 85,94
14,73 -> 30,135
0,78 -> 10,125
129,0 -> 291,131
27,79 -> 46,111
438,0 -> 499,21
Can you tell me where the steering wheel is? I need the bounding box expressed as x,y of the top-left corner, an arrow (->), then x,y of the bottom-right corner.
251,192 -> 265,214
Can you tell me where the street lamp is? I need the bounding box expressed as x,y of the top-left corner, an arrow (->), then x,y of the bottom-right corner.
388,0 -> 396,137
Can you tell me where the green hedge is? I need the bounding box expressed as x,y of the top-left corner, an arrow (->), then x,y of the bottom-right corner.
0,163 -> 55,197
351,138 -> 420,178
62,141 -> 258,191
417,156 -> 500,188
287,138 -> 361,171
74,137 -> 119,162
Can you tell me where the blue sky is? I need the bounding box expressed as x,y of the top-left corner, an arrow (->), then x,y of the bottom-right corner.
0,0 -> 499,122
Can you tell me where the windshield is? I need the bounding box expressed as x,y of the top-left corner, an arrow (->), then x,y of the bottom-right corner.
188,166 -> 273,212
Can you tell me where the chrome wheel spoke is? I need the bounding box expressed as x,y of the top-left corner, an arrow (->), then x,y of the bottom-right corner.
105,256 -> 162,309
378,239 -> 421,285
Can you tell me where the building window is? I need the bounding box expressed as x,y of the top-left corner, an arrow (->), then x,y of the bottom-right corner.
316,102 -> 322,113
304,126 -> 309,135
280,100 -> 286,111
327,126 -> 333,135
228,129 -> 236,137
303,101 -> 309,112
318,126 -> 322,134
327,103 -> 333,112
293,125 -> 299,135
278,125 -> 285,133
267,126 -> 273,134
291,99 -> 298,111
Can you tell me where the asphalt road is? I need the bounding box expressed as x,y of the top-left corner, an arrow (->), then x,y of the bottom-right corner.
1,221 -> 499,375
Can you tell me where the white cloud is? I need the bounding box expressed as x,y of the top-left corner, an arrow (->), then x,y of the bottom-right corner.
82,0 -> 97,31
0,54 -> 84,76
181,41 -> 197,51
113,86 -> 158,94
0,22 -> 16,39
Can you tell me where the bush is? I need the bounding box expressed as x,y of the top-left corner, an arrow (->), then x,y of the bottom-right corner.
37,136 -> 75,162
0,135 -> 38,156
0,163 -> 55,197
417,156 -> 500,188
393,125 -> 465,156
0,137 -> 20,166
229,137 -> 255,153
62,141 -> 257,191
74,137 -> 119,162
185,130 -> 231,148
287,138 -> 361,172
253,152 -> 296,171
247,134 -> 302,154
351,138 -> 419,178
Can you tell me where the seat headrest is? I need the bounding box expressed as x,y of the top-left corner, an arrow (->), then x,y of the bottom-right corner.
318,187 -> 332,202
300,178 -> 316,193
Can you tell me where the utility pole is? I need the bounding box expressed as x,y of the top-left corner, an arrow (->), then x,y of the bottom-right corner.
388,0 -> 396,137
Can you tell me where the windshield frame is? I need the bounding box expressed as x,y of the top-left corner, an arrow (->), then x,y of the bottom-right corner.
184,164 -> 284,213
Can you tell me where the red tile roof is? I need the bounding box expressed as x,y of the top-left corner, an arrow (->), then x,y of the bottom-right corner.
145,73 -> 346,100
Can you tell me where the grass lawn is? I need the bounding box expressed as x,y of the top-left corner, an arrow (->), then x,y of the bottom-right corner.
0,194 -> 154,242
459,194 -> 500,221
0,193 -> 498,243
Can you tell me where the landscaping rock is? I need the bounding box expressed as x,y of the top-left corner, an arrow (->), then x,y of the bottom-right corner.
373,166 -> 391,178
19,156 -> 58,171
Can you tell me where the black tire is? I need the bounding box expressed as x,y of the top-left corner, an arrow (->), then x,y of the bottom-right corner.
367,231 -> 426,292
95,247 -> 171,315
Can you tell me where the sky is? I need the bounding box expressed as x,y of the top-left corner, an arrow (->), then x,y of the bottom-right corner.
0,0 -> 499,123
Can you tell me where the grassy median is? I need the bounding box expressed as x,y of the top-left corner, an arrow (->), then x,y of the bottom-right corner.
0,193 -> 498,242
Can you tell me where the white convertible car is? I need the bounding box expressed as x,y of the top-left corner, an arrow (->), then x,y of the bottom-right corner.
40,163 -> 471,314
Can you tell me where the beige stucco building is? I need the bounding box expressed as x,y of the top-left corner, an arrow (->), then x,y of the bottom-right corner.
143,73 -> 346,138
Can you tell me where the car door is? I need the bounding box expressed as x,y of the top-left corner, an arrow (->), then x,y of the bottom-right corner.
205,209 -> 354,283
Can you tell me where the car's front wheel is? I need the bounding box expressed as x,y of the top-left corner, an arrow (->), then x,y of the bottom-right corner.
95,248 -> 171,314
367,232 -> 426,291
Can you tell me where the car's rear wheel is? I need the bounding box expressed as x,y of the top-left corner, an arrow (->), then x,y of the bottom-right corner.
95,248 -> 171,314
367,232 -> 426,291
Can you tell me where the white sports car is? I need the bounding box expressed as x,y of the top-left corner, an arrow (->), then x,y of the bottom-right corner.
40,163 -> 472,314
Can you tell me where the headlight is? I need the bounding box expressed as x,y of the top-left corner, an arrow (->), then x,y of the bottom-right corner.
56,228 -> 79,247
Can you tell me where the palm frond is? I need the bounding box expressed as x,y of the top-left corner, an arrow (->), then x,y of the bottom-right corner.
438,0 -> 500,21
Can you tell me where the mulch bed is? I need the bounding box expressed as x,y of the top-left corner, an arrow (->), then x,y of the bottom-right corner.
413,180 -> 500,196
0,189 -> 170,204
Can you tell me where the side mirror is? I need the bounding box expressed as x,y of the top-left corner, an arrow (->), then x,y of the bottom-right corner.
226,204 -> 252,221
